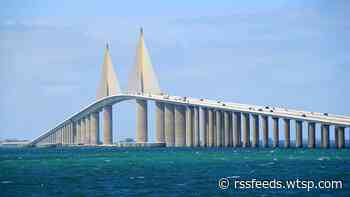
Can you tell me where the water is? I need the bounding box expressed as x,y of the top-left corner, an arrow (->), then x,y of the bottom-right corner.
0,147 -> 349,196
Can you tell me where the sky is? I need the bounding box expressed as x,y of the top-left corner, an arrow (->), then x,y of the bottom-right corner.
1,0 -> 350,142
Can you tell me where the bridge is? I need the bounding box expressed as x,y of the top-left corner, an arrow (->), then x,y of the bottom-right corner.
30,29 -> 349,149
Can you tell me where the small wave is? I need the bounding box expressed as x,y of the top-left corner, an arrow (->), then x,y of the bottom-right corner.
227,176 -> 240,179
104,159 -> 111,162
318,157 -> 330,161
137,176 -> 144,179
1,181 -> 13,184
259,162 -> 275,167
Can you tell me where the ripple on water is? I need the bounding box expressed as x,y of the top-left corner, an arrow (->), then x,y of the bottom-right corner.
317,156 -> 330,161
258,162 -> 275,167
227,176 -> 240,179
1,181 -> 13,184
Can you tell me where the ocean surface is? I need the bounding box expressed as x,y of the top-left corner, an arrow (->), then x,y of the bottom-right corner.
0,147 -> 349,197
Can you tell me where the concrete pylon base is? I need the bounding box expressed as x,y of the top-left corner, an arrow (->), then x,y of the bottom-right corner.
136,99 -> 148,143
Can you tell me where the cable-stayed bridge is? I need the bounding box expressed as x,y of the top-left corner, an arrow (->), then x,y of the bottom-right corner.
30,29 -> 349,149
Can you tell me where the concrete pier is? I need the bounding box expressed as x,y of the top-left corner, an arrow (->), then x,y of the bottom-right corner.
63,125 -> 66,144
193,107 -> 200,147
66,125 -> 69,144
262,115 -> 268,148
90,112 -> 100,145
242,113 -> 250,147
336,126 -> 345,149
165,104 -> 175,147
85,116 -> 91,144
103,105 -> 113,145
233,112 -> 241,147
252,114 -> 259,148
208,109 -> 214,147
284,119 -> 290,148
185,106 -> 193,147
321,125 -> 330,148
224,111 -> 230,147
68,124 -> 72,144
334,127 -> 339,148
69,123 -> 72,144
136,100 -> 148,143
308,122 -> 316,148
61,127 -> 64,144
216,110 -> 222,147
295,120 -> 303,148
199,107 -> 206,147
76,120 -> 80,144
80,120 -> 85,144
175,105 -> 186,147
156,102 -> 165,143
272,117 -> 279,148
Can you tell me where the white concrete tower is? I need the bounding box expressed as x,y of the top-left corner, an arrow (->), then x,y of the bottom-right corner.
97,44 -> 121,145
127,28 -> 162,144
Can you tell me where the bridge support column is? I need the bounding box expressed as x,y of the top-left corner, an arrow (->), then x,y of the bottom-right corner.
156,102 -> 165,143
90,112 -> 100,145
76,120 -> 81,144
334,126 -> 339,148
70,123 -> 73,144
175,105 -> 186,147
165,104 -> 175,147
62,126 -> 65,144
272,117 -> 279,148
199,107 -> 206,147
216,110 -> 222,147
296,120 -> 303,148
208,109 -> 214,147
224,111 -> 230,147
242,113 -> 250,147
80,119 -> 86,144
284,119 -> 290,148
58,127 -> 62,144
185,106 -> 193,147
321,125 -> 330,148
336,126 -> 345,149
308,122 -> 316,148
68,124 -> 71,144
193,107 -> 200,147
136,100 -> 148,143
57,128 -> 60,144
64,125 -> 68,145
72,122 -> 77,144
85,116 -> 91,145
67,124 -> 71,144
103,105 -> 113,145
233,112 -> 241,147
262,115 -> 268,148
69,123 -> 73,144
68,123 -> 71,144
252,114 -> 259,148
61,127 -> 64,144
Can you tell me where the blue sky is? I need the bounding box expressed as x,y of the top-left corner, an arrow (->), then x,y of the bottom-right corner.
1,0 -> 349,141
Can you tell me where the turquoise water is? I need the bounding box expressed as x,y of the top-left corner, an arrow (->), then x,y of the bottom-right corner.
0,147 -> 349,196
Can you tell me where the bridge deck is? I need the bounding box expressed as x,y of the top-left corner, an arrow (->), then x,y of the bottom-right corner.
30,93 -> 350,145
